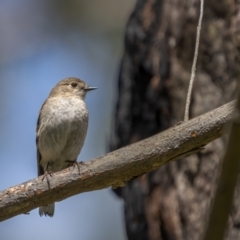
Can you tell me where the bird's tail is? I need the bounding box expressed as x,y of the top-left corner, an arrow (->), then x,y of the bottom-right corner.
39,203 -> 55,217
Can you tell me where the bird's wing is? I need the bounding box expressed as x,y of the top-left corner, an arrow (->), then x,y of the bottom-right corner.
36,100 -> 47,176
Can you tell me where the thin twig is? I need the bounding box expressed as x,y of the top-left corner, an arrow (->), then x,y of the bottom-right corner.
184,0 -> 204,121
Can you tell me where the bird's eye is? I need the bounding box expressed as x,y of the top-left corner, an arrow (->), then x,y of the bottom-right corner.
71,82 -> 78,88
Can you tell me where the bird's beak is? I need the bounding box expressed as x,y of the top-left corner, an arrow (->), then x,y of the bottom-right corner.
84,87 -> 97,92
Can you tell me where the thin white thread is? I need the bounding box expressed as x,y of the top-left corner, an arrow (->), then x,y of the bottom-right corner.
184,0 -> 204,121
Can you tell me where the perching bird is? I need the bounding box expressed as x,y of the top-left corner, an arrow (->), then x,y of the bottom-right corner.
36,77 -> 96,217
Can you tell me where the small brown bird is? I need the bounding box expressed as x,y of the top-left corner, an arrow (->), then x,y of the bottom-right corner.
36,77 -> 96,217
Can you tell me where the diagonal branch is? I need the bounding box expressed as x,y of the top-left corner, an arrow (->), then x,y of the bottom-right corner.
0,100 -> 235,222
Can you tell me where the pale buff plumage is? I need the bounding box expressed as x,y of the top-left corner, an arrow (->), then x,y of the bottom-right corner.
36,77 -> 96,217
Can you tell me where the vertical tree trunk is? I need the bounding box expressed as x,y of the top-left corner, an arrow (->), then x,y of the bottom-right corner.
110,0 -> 240,239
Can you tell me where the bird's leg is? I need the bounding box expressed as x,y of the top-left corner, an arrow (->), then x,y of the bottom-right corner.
42,162 -> 53,188
66,160 -> 85,175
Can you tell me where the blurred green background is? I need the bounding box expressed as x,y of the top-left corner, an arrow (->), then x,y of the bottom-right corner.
0,1 -> 136,239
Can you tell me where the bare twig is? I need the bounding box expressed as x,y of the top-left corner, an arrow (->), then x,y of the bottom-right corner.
184,0 -> 204,121
0,100 -> 235,222
203,97 -> 240,239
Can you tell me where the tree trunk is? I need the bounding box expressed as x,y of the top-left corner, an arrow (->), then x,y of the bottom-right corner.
110,0 -> 240,239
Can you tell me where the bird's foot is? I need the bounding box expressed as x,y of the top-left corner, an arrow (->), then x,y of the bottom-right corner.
41,170 -> 53,181
41,170 -> 53,188
66,160 -> 85,175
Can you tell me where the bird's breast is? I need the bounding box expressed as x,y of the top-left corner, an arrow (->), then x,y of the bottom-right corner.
38,96 -> 89,165
42,96 -> 88,130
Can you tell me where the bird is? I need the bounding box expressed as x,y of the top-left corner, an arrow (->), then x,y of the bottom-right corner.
36,77 -> 97,217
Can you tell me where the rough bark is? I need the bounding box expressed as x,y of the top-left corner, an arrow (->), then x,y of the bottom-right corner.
110,0 -> 240,239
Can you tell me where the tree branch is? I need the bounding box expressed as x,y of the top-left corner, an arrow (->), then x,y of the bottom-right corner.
0,100 -> 235,222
